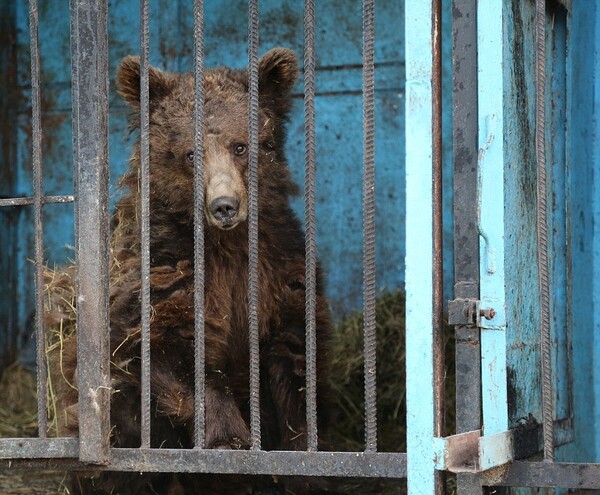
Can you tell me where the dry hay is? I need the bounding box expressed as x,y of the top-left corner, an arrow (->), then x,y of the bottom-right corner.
328,290 -> 408,453
0,266 -> 77,494
0,470 -> 70,494
0,364 -> 38,438
327,290 -> 456,495
328,290 -> 456,451
0,264 -> 77,440
0,364 -> 71,494
43,264 -> 78,439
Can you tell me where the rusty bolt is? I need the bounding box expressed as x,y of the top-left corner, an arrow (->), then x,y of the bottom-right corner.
480,307 -> 496,320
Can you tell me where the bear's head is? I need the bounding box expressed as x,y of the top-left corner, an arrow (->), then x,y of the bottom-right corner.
116,48 -> 299,231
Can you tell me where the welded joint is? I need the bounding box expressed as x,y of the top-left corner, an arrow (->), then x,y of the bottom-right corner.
433,429 -> 513,473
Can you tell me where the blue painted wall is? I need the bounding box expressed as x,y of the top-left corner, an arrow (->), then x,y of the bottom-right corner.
503,0 -> 543,433
0,0 -> 452,360
557,0 -> 600,463
2,0 -> 460,363
501,0 -> 600,467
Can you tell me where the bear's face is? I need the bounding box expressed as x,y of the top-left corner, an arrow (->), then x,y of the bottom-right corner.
116,49 -> 298,231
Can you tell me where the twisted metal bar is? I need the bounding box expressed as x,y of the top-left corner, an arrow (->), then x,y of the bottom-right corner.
248,0 -> 261,451
139,0 -> 152,449
304,0 -> 318,452
29,0 -> 47,439
535,0 -> 554,462
193,0 -> 206,449
362,0 -> 377,453
0,195 -> 75,207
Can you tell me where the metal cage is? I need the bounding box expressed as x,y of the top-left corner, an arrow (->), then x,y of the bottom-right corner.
2,0 -> 600,494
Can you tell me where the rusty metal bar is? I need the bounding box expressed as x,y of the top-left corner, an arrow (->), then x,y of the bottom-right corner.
535,0 -> 554,462
432,0 -> 445,492
139,0 -> 152,449
247,0 -> 261,450
2,450 -> 408,478
432,0 -> 444,442
71,0 -> 110,464
0,195 -> 74,207
362,0 -> 377,454
0,438 -> 79,459
303,0 -> 318,452
484,461 -> 600,488
193,0 -> 206,450
28,0 -> 47,440
452,0 -> 482,492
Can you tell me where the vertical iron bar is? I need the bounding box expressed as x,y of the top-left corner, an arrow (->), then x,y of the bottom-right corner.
193,0 -> 206,449
248,0 -> 261,450
303,0 -> 318,452
71,0 -> 110,463
432,0 -> 444,441
139,0 -> 152,449
405,0 -> 436,488
362,0 -> 377,453
535,0 -> 554,462
28,0 -> 47,440
432,0 -> 445,492
452,0 -> 482,491
69,0 -> 79,277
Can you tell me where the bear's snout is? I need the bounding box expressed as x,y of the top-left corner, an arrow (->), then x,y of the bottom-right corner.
205,158 -> 248,230
209,196 -> 240,227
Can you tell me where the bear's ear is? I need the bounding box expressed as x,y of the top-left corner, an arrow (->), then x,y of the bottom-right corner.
258,48 -> 299,101
116,56 -> 174,109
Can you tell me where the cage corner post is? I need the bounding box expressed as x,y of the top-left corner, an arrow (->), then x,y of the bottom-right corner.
71,0 -> 111,465
405,0 -> 438,492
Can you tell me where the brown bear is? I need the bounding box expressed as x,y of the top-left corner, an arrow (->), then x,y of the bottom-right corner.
51,48 -> 333,494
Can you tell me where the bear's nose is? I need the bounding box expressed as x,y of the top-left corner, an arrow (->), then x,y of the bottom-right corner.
209,196 -> 240,222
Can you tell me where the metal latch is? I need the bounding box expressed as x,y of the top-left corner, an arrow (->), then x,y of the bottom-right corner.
448,298 -> 496,326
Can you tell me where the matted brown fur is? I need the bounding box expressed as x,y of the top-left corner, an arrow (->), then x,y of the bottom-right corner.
50,48 -> 333,494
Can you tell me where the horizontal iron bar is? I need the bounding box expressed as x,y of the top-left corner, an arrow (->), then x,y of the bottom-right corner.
484,461 -> 600,488
0,438 -> 78,459
111,449 -> 406,477
0,195 -> 75,207
0,449 -> 407,478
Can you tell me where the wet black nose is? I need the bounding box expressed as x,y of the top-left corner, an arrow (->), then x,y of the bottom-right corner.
209,196 -> 240,222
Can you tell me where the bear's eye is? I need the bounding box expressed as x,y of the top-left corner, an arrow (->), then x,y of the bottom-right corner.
186,151 -> 194,163
233,143 -> 247,157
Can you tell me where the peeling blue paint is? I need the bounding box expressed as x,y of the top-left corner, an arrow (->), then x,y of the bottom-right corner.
557,1 -> 600,464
